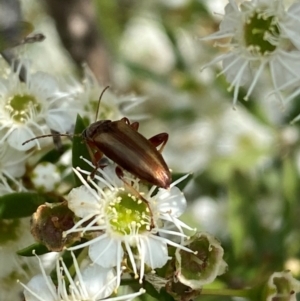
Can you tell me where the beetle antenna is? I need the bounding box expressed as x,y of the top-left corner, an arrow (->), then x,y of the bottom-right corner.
95,85 -> 110,122
22,133 -> 77,146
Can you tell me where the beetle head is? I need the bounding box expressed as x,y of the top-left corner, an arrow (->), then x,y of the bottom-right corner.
82,120 -> 111,141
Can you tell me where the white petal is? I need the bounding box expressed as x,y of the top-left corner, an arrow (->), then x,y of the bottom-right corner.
7,127 -> 37,151
29,72 -> 59,96
103,165 -> 124,186
89,237 -> 123,268
96,164 -> 123,188
4,161 -> 26,178
67,186 -> 101,218
140,236 -> 168,268
155,186 -> 187,217
284,3 -> 300,50
23,274 -> 57,301
1,146 -> 26,177
223,55 -> 252,86
200,2 -> 240,41
256,0 -> 275,7
80,266 -> 116,299
45,111 -> 74,133
269,52 -> 300,91
219,2 -> 241,32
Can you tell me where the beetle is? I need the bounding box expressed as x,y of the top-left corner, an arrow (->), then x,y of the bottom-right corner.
22,87 -> 171,189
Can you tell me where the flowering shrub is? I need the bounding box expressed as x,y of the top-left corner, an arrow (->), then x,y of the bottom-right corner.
1,1 -> 300,301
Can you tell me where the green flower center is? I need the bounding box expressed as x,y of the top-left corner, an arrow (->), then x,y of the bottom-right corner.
244,10 -> 280,55
106,189 -> 152,235
5,94 -> 41,122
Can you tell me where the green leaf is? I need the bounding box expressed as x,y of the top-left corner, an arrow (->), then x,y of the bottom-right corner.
0,192 -> 63,219
39,144 -> 70,163
17,243 -> 50,256
282,157 -> 299,204
159,289 -> 175,301
72,115 -> 93,187
143,280 -> 161,300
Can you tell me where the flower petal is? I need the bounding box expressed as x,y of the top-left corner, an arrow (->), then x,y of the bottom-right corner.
80,265 -> 117,299
45,111 -> 74,133
89,236 -> 123,268
222,54 -> 251,87
67,185 -> 101,218
29,72 -> 59,96
7,127 -> 37,151
23,274 -> 57,301
141,236 -> 169,269
155,186 -> 187,217
283,3 -> 300,51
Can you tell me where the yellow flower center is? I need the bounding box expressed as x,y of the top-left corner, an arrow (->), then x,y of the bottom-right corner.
106,189 -> 152,235
5,93 -> 41,123
244,9 -> 280,55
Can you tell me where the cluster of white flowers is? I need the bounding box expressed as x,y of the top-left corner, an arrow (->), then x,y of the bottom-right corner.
4,56 -> 229,297
0,59 -> 146,194
66,161 -> 193,284
19,156 -> 228,300
0,59 -> 78,193
20,251 -> 145,301
202,0 -> 300,116
0,57 -> 163,300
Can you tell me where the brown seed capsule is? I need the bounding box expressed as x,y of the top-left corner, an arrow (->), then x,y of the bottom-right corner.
30,201 -> 80,252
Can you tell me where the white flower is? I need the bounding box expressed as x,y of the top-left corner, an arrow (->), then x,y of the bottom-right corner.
201,0 -> 300,106
0,60 -> 77,151
31,162 -> 60,192
20,251 -> 145,301
64,161 -> 194,284
69,65 -> 148,123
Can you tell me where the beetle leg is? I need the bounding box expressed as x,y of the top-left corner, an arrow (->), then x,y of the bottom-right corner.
129,121 -> 139,131
86,142 -> 98,167
51,129 -> 63,153
86,142 -> 105,179
148,133 -> 169,153
115,166 -> 124,180
116,166 -> 140,187
120,117 -> 131,125
120,118 -> 139,131
93,150 -> 104,165
89,157 -> 104,179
